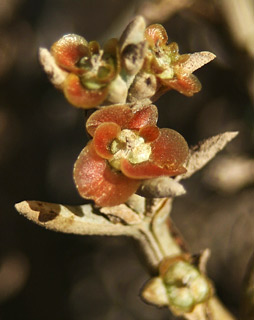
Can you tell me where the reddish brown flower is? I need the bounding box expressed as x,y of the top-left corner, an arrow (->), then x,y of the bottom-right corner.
144,24 -> 201,97
51,34 -> 120,108
73,105 -> 188,207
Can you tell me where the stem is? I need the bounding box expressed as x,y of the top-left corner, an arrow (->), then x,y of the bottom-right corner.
208,298 -> 237,320
137,198 -> 237,320
151,198 -> 182,257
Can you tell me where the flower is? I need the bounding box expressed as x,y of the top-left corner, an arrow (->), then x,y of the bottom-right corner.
159,256 -> 212,313
142,255 -> 212,314
51,34 -> 120,108
143,24 -> 201,97
73,104 -> 188,207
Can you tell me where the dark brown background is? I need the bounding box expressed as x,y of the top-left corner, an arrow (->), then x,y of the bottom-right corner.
0,1 -> 253,319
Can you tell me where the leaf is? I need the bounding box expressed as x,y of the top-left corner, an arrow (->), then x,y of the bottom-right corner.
119,16 -> 146,51
177,131 -> 239,181
39,48 -> 68,89
179,51 -> 216,75
15,200 -> 140,237
119,16 -> 148,88
138,177 -> 186,198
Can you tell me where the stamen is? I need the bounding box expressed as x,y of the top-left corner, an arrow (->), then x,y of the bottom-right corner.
109,129 -> 151,171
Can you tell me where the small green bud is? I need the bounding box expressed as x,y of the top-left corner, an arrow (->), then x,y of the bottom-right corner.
189,275 -> 211,303
167,286 -> 195,313
163,260 -> 199,286
159,257 -> 213,314
141,277 -> 169,307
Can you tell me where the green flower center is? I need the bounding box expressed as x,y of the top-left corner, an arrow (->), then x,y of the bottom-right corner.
79,52 -> 115,90
163,261 -> 211,313
109,129 -> 151,170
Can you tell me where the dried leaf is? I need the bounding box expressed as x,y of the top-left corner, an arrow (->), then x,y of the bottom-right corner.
177,131 -> 239,181
138,176 -> 186,198
39,48 -> 68,89
15,201 -> 140,237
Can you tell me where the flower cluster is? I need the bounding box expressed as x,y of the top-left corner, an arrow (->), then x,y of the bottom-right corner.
143,24 -> 201,97
51,22 -> 202,109
142,255 -> 212,314
46,19 -> 213,206
73,104 -> 188,207
160,256 -> 212,313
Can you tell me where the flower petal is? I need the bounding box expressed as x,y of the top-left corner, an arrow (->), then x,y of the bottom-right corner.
64,74 -> 108,109
121,159 -> 186,179
51,34 -> 89,73
86,104 -> 159,136
88,41 -> 100,55
93,122 -> 121,159
151,128 -> 189,168
128,105 -> 158,129
160,73 -> 201,97
145,24 -> 168,47
86,105 -> 133,136
139,125 -> 160,142
74,142 -> 141,207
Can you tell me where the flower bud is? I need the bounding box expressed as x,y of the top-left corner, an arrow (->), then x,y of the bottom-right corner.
141,277 -> 169,307
160,257 -> 212,314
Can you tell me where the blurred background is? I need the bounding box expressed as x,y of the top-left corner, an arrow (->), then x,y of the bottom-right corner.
0,0 -> 254,319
